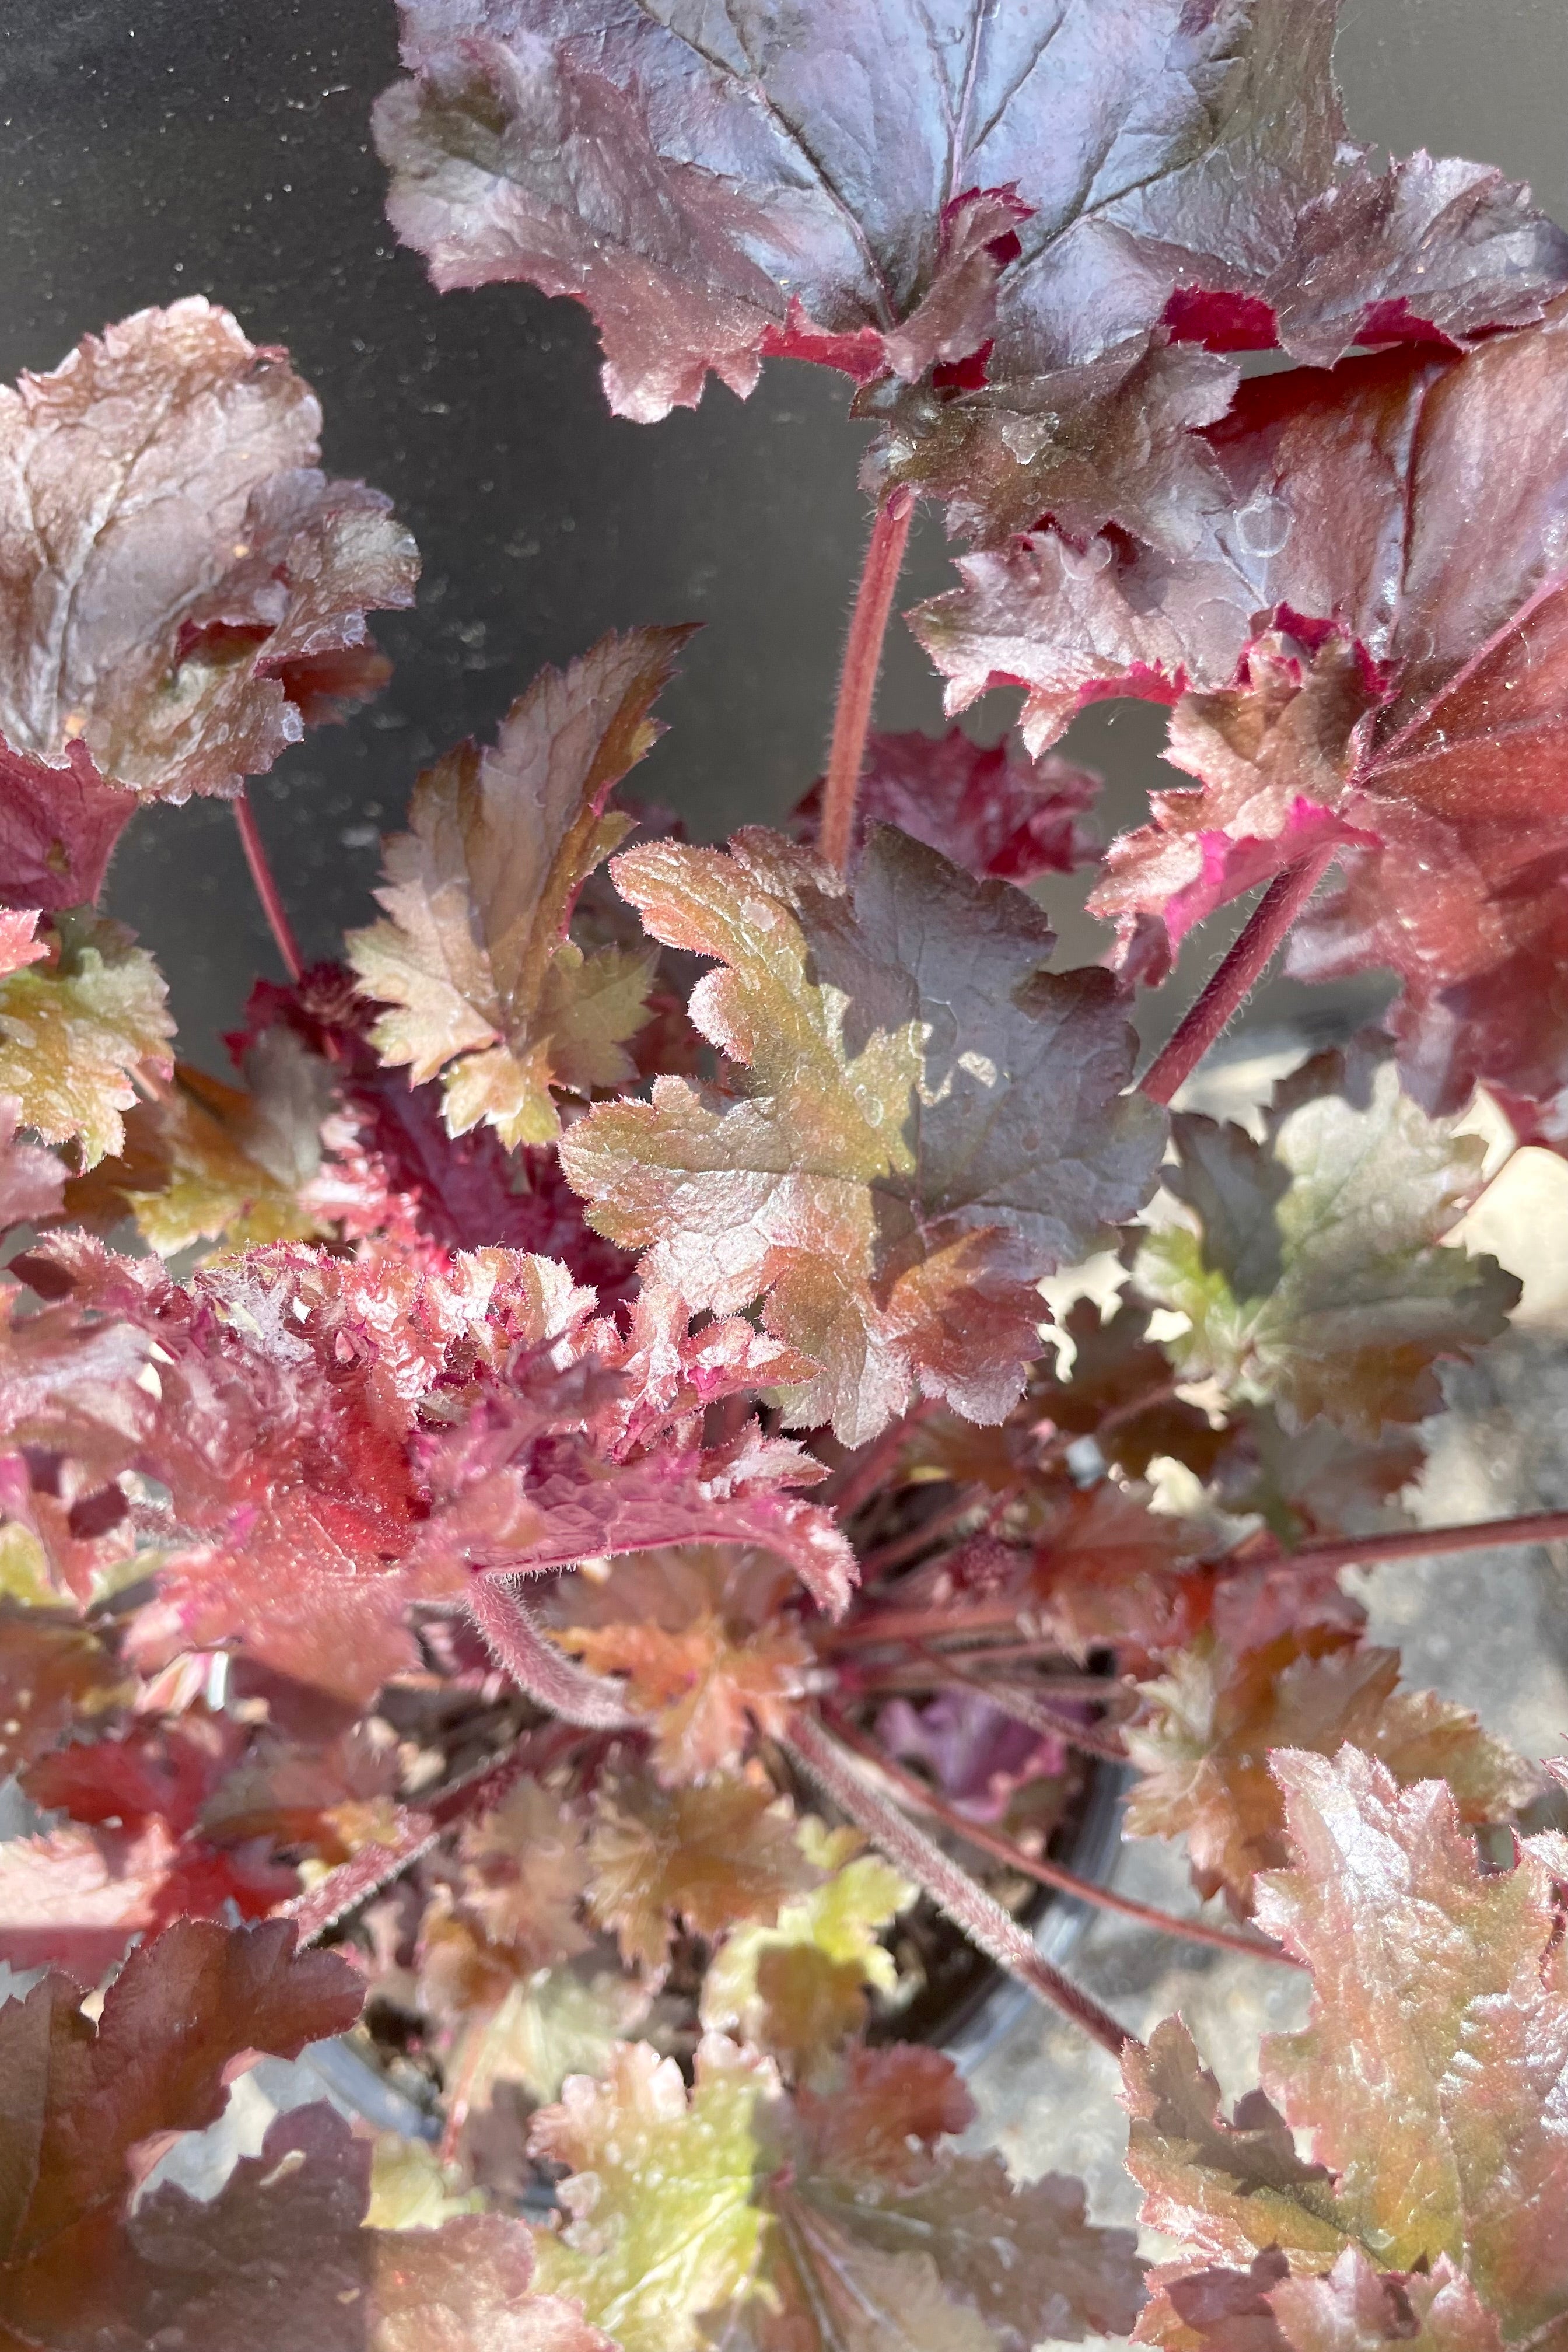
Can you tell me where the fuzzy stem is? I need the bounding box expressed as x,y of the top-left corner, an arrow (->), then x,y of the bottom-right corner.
816,1595 -> 1033,1651
858,1485 -> 991,1579
1254,1504 -> 1568,1579
1139,845 -> 1335,1107
784,1708 -> 1136,2056
232,789 -> 304,984
824,1704 -> 1294,1968
819,487 -> 915,875
939,1663 -> 1129,1765
467,1574 -> 643,1730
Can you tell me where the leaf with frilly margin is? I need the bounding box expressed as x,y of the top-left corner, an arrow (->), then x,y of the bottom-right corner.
427,1412 -> 857,1618
904,335 -> 1483,752
0,299 -> 416,811
1090,632 -> 1385,974
1252,1748 -> 1568,2330
917,303 -> 1568,1146
1125,1747 -> 1568,2344
0,1917 -> 363,2343
8,1238 -> 598,1706
793,727 -> 1100,886
756,2043 -> 1146,2352
348,628 -> 691,1147
1125,1633 -> 1535,1915
0,912 -> 173,1167
562,825 -> 1164,1445
0,909 -> 45,976
586,1770 -> 821,1972
699,1818 -> 913,2072
1122,2015 -> 1350,2312
373,0 -> 1567,530
1138,1041 -> 1518,1436
546,1544 -> 813,1783
864,330 -> 1241,555
1159,2244 -> 1506,2352
528,2035 -> 771,2352
444,1776 -> 595,1974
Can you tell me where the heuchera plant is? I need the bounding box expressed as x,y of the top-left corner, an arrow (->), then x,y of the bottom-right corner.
4,4 -> 1568,2344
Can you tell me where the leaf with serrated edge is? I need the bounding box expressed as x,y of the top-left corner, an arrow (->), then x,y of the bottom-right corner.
0,299 -> 416,806
699,1818 -> 914,2073
1125,1633 -> 1535,1914
348,628 -> 692,1146
586,1770 -> 819,1973
374,0 -> 1567,534
1138,1040 -> 1517,1434
528,2035 -> 771,2352
0,913 -> 173,1167
767,2045 -> 1146,2352
562,825 -> 1163,1444
548,1544 -> 812,1783
1255,1748 -> 1568,2332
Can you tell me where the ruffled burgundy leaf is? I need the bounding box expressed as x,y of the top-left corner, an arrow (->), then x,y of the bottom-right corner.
0,300 -> 416,809
374,0 -> 1566,565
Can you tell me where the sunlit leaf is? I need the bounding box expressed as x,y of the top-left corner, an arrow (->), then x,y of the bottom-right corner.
0,912 -> 173,1168
562,825 -> 1163,1444
1138,1040 -> 1518,1434
348,628 -> 692,1146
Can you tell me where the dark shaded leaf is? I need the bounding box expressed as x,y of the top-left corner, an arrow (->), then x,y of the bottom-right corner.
374,0 -> 1566,488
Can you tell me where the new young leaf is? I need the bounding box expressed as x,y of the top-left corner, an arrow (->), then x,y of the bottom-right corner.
1138,1042 -> 1518,1434
348,627 -> 691,1147
0,914 -> 173,1168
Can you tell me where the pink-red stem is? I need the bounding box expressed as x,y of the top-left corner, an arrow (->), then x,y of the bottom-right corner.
785,1707 -> 1136,2057
819,487 -> 915,874
824,1704 -> 1293,1969
467,1574 -> 643,1731
940,1664 -> 1129,1765
232,790 -> 304,984
822,1503 -> 1568,1656
1264,1505 -> 1568,1579
1139,845 -> 1335,1107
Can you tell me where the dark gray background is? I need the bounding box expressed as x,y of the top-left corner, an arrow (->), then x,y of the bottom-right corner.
0,0 -> 1562,1068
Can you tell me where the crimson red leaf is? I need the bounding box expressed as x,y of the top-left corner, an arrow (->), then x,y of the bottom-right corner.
793,727 -> 1100,886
